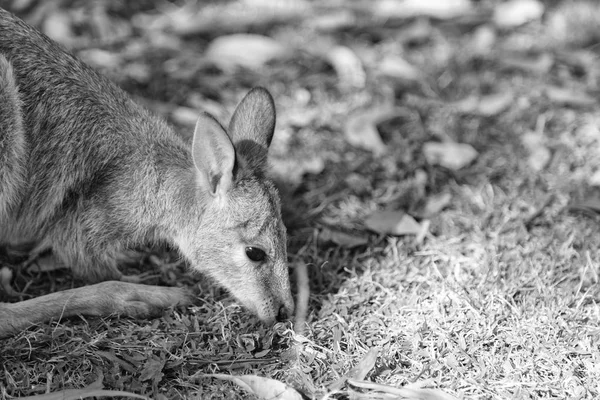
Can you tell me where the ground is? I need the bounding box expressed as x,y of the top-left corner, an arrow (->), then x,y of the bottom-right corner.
2,0 -> 600,399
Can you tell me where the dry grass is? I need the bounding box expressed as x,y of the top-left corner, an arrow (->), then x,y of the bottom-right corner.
3,0 -> 600,399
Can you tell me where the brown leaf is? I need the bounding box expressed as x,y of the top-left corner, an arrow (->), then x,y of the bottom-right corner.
568,198 -> 600,215
365,210 -> 421,236
374,0 -> 472,20
205,34 -> 288,70
543,86 -> 596,108
345,107 -> 404,155
378,55 -> 422,81
471,25 -> 496,55
499,53 -> 553,74
320,228 -> 369,248
201,374 -> 303,400
348,378 -> 459,400
18,373 -> 147,400
42,11 -> 75,46
139,355 -> 165,385
521,131 -> 550,172
423,192 -> 453,217
493,0 -> 544,28
327,46 -> 366,88
423,142 -> 478,170
351,347 -> 380,380
454,92 -> 513,117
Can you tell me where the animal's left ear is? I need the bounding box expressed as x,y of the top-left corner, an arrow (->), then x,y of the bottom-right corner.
228,87 -> 276,171
191,112 -> 236,198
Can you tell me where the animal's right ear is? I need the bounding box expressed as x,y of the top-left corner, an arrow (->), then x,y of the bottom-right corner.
191,113 -> 236,198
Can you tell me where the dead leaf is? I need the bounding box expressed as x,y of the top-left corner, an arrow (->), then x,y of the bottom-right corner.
365,210 -> 421,236
320,228 -> 369,248
136,1 -> 308,36
471,25 -> 496,55
454,92 -> 513,117
588,170 -> 600,187
309,10 -> 356,32
569,198 -> 600,216
201,374 -> 303,400
351,348 -> 380,380
139,355 -> 165,385
271,156 -> 325,187
19,373 -> 148,400
423,142 -> 478,170
521,131 -> 550,172
499,53 -> 553,74
42,11 -> 75,46
171,106 -> 199,127
374,0 -> 473,20
205,34 -> 288,70
422,193 -> 453,217
327,46 -> 366,88
347,378 -> 459,400
378,55 -> 422,81
493,0 -> 544,28
345,107 -> 404,155
543,86 -> 596,108
329,347 -> 380,391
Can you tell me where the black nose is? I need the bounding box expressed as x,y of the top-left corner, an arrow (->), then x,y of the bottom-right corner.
276,304 -> 290,322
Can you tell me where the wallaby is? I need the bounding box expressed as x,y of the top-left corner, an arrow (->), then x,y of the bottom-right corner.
0,7 -> 294,338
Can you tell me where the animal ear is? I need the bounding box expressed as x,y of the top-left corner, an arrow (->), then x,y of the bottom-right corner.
228,87 -> 276,171
192,112 -> 236,197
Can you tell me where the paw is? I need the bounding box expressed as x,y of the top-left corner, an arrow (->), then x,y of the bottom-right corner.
93,281 -> 192,318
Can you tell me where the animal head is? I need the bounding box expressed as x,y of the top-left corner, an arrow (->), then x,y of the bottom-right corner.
174,87 -> 294,323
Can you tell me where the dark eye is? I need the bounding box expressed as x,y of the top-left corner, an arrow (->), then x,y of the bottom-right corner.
245,246 -> 266,262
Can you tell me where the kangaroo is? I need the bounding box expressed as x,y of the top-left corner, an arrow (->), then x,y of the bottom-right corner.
0,8 -> 294,338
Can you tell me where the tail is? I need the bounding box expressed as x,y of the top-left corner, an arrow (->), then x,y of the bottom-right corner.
0,54 -> 26,218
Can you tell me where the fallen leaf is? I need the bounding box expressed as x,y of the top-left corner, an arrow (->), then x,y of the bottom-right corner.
588,170 -> 600,187
327,46 -> 366,88
569,198 -> 600,216
205,34 -> 288,70
493,0 -> 544,28
499,53 -> 553,74
201,374 -> 303,400
345,107 -> 404,155
271,156 -> 325,187
348,378 -> 459,400
329,347 -> 380,391
470,25 -> 496,55
351,347 -> 380,380
374,0 -> 473,20
42,11 -> 75,46
309,10 -> 356,32
423,142 -> 478,170
136,1 -> 308,36
139,355 -> 165,385
454,92 -> 513,117
365,210 -> 421,236
171,106 -> 199,127
422,192 -> 453,217
521,131 -> 550,172
378,55 -> 422,81
543,86 -> 596,107
320,228 -> 369,248
19,373 -> 148,400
